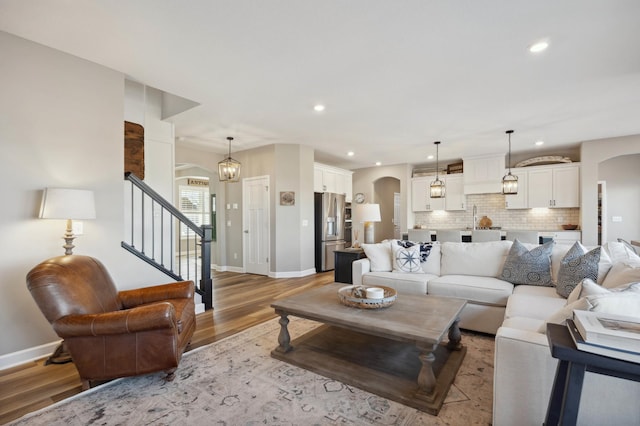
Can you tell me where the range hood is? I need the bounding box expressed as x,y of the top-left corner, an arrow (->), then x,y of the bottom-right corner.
463,153 -> 506,194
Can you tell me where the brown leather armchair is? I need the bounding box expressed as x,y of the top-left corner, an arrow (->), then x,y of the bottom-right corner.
26,255 -> 196,390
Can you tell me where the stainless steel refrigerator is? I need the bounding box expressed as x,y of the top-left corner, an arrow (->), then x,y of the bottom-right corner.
314,192 -> 346,272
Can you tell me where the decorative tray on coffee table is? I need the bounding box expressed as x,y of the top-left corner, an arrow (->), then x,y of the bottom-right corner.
338,285 -> 397,309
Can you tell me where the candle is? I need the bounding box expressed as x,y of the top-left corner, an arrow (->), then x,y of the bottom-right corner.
366,287 -> 384,299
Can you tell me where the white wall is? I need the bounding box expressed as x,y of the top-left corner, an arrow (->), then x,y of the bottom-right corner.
352,164 -> 412,239
274,144 -> 315,276
598,154 -> 640,243
0,32 -> 176,367
581,135 -> 640,245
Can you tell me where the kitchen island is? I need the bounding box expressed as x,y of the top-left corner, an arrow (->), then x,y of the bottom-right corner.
403,229 -> 581,244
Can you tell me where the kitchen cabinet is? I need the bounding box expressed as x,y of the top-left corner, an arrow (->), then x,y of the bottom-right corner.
314,163 -> 354,201
412,174 -> 466,212
411,176 -> 445,211
528,164 -> 580,208
444,174 -> 467,211
463,154 -> 505,194
549,231 -> 582,245
504,168 -> 528,209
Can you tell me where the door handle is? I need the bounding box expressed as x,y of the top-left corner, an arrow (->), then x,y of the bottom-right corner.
244,230 -> 249,233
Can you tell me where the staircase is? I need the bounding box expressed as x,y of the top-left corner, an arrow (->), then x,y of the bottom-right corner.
122,172 -> 213,310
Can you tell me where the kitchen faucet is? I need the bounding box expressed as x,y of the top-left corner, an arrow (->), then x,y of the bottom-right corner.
472,204 -> 477,230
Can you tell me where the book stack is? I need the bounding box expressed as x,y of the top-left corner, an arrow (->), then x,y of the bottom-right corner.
567,310 -> 640,363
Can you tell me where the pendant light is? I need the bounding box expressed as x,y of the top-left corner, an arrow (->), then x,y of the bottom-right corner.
502,130 -> 518,194
430,141 -> 445,198
218,136 -> 241,182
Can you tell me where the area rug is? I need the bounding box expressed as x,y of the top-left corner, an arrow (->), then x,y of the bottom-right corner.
9,318 -> 494,425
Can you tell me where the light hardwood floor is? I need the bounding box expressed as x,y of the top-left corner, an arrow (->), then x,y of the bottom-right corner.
0,270 -> 335,424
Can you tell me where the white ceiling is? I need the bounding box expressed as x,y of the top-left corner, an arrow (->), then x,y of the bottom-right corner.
2,1 -> 639,170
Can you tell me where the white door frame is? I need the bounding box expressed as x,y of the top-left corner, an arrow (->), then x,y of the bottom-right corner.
242,175 -> 270,275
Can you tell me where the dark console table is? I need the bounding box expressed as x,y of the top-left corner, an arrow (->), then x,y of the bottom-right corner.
334,248 -> 366,284
544,322 -> 640,426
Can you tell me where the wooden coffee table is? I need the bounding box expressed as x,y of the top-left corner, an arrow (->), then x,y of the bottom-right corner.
270,283 -> 467,415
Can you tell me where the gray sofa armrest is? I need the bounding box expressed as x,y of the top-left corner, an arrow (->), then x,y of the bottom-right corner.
352,258 -> 370,285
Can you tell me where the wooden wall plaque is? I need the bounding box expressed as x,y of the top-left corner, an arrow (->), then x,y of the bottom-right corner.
124,121 -> 144,180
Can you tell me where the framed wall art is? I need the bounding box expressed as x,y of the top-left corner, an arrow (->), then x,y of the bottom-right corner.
280,191 -> 295,206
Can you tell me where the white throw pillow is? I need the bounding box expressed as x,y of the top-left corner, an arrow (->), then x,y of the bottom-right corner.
588,292 -> 640,316
541,281 -> 640,333
422,242 -> 441,275
537,297 -> 592,333
361,242 -> 392,272
604,241 -> 640,263
391,243 -> 422,273
602,260 -> 640,288
566,278 -> 611,304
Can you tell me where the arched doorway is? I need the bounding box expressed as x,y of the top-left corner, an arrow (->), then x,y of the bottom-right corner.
373,176 -> 401,242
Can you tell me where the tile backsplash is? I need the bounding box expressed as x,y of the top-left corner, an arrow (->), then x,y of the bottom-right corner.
414,194 -> 580,231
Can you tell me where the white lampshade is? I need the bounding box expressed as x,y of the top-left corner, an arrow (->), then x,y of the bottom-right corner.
39,188 -> 96,220
358,203 -> 381,223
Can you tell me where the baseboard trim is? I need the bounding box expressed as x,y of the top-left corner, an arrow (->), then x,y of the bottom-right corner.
270,268 -> 317,278
214,265 -> 244,273
0,340 -> 61,370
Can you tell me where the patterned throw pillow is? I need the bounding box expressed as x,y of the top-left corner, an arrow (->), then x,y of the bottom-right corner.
500,239 -> 554,286
556,242 -> 601,298
396,240 -> 433,263
391,243 -> 422,273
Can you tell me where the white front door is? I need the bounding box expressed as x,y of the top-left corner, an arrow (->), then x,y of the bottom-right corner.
242,176 -> 270,275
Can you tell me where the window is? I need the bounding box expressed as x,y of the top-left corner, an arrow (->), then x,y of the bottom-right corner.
179,185 -> 210,237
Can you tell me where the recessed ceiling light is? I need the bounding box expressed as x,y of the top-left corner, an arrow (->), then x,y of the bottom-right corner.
529,41 -> 549,53
375,161 -> 382,166
313,104 -> 325,112
535,140 -> 545,146
347,151 -> 354,156
427,155 -> 434,160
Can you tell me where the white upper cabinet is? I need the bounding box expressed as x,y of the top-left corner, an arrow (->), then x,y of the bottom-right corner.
504,168 -> 528,209
444,174 -> 467,211
412,175 -> 464,211
528,163 -> 580,208
463,154 -> 506,194
551,165 -> 580,208
314,163 -> 354,201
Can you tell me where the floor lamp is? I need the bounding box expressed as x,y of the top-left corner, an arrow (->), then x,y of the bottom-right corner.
358,203 -> 381,244
39,187 -> 96,363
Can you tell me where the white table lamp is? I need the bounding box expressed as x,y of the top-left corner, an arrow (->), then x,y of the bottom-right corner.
40,188 -> 96,255
357,203 -> 381,244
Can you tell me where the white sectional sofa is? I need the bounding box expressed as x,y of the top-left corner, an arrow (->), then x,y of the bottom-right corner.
351,239 -> 640,426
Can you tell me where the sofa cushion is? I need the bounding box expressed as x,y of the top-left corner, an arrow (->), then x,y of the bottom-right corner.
440,240 -> 512,277
500,240 -> 554,286
536,297 -> 593,332
505,292 -> 566,321
361,272 -> 435,296
602,259 -> 640,288
512,285 -> 561,298
428,275 -> 513,306
361,242 -> 392,272
556,242 -> 601,298
502,316 -> 545,332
